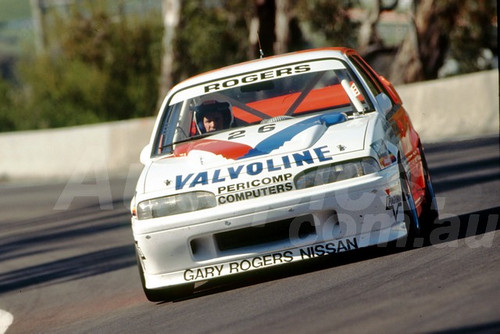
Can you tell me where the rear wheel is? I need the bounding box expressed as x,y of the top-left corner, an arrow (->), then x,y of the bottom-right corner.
136,252 -> 193,302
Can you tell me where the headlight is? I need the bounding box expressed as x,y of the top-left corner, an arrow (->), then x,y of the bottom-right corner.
137,191 -> 216,220
294,158 -> 380,189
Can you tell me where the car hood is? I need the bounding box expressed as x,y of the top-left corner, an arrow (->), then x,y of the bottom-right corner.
141,113 -> 370,194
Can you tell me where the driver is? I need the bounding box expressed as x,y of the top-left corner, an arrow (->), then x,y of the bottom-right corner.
194,100 -> 233,133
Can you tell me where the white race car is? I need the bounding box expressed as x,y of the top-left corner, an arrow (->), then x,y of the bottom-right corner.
130,47 -> 438,301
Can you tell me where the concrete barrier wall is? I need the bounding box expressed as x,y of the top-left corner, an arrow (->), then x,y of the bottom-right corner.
396,69 -> 498,144
0,117 -> 154,181
0,70 -> 498,181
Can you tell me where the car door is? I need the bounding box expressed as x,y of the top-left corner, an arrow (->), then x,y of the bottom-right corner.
347,51 -> 426,213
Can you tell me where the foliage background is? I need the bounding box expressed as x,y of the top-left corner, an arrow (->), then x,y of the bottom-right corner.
0,1 -> 163,131
0,0 -> 497,132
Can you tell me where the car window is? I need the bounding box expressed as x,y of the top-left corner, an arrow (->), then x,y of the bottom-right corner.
153,59 -> 373,156
349,55 -> 384,96
349,55 -> 399,115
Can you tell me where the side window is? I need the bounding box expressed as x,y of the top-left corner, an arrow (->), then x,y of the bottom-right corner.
349,56 -> 383,96
350,55 -> 397,100
350,55 -> 397,115
154,102 -> 182,156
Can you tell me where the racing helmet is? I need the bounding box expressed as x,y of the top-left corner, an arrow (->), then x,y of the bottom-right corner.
194,100 -> 234,134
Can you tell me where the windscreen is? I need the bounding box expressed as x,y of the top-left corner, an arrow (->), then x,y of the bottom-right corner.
153,59 -> 372,156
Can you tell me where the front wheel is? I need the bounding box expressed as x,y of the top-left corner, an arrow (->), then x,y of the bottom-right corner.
136,252 -> 193,302
399,162 -> 421,248
418,144 -> 439,229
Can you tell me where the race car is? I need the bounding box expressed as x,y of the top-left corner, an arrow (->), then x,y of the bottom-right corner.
130,47 -> 438,301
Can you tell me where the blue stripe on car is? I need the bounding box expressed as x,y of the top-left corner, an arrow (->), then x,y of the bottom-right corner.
240,112 -> 346,159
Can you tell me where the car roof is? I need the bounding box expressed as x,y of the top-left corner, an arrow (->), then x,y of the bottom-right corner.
166,47 -> 354,96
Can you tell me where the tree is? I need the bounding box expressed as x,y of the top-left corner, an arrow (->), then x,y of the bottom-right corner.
389,0 -> 496,84
253,0 -> 276,57
356,0 -> 399,56
446,0 -> 497,74
158,0 -> 181,105
7,1 -> 163,130
171,0 -> 251,83
0,77 -> 16,131
388,0 -> 457,83
296,0 -> 359,48
293,0 -> 496,83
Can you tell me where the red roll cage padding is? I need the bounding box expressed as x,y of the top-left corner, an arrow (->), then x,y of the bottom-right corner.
232,84 -> 353,124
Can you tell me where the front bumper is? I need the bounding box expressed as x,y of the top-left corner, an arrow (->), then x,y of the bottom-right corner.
132,165 -> 407,289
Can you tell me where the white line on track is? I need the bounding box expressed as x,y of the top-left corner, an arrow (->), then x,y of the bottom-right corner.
0,310 -> 13,334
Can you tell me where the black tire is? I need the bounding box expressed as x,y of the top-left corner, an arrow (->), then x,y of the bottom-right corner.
418,144 -> 439,229
399,161 -> 421,248
136,252 -> 193,302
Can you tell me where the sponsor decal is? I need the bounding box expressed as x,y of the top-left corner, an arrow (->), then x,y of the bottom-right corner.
203,65 -> 311,93
386,194 -> 402,218
216,173 -> 293,204
239,113 -> 345,160
169,59 -> 346,105
174,139 -> 253,160
175,146 -> 332,190
173,112 -> 346,162
350,82 -> 361,96
183,237 -> 358,282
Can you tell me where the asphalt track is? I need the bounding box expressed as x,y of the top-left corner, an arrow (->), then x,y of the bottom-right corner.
0,135 -> 498,334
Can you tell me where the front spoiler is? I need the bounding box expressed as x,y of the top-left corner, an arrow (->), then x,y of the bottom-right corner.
134,164 -> 408,289
142,222 -> 407,288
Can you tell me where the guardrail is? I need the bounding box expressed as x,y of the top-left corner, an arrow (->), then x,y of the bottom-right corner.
0,69 -> 498,181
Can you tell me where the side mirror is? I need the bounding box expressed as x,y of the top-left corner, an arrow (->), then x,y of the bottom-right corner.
139,144 -> 152,165
375,93 -> 393,114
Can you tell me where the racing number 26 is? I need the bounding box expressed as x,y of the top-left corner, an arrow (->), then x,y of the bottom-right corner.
228,124 -> 276,140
